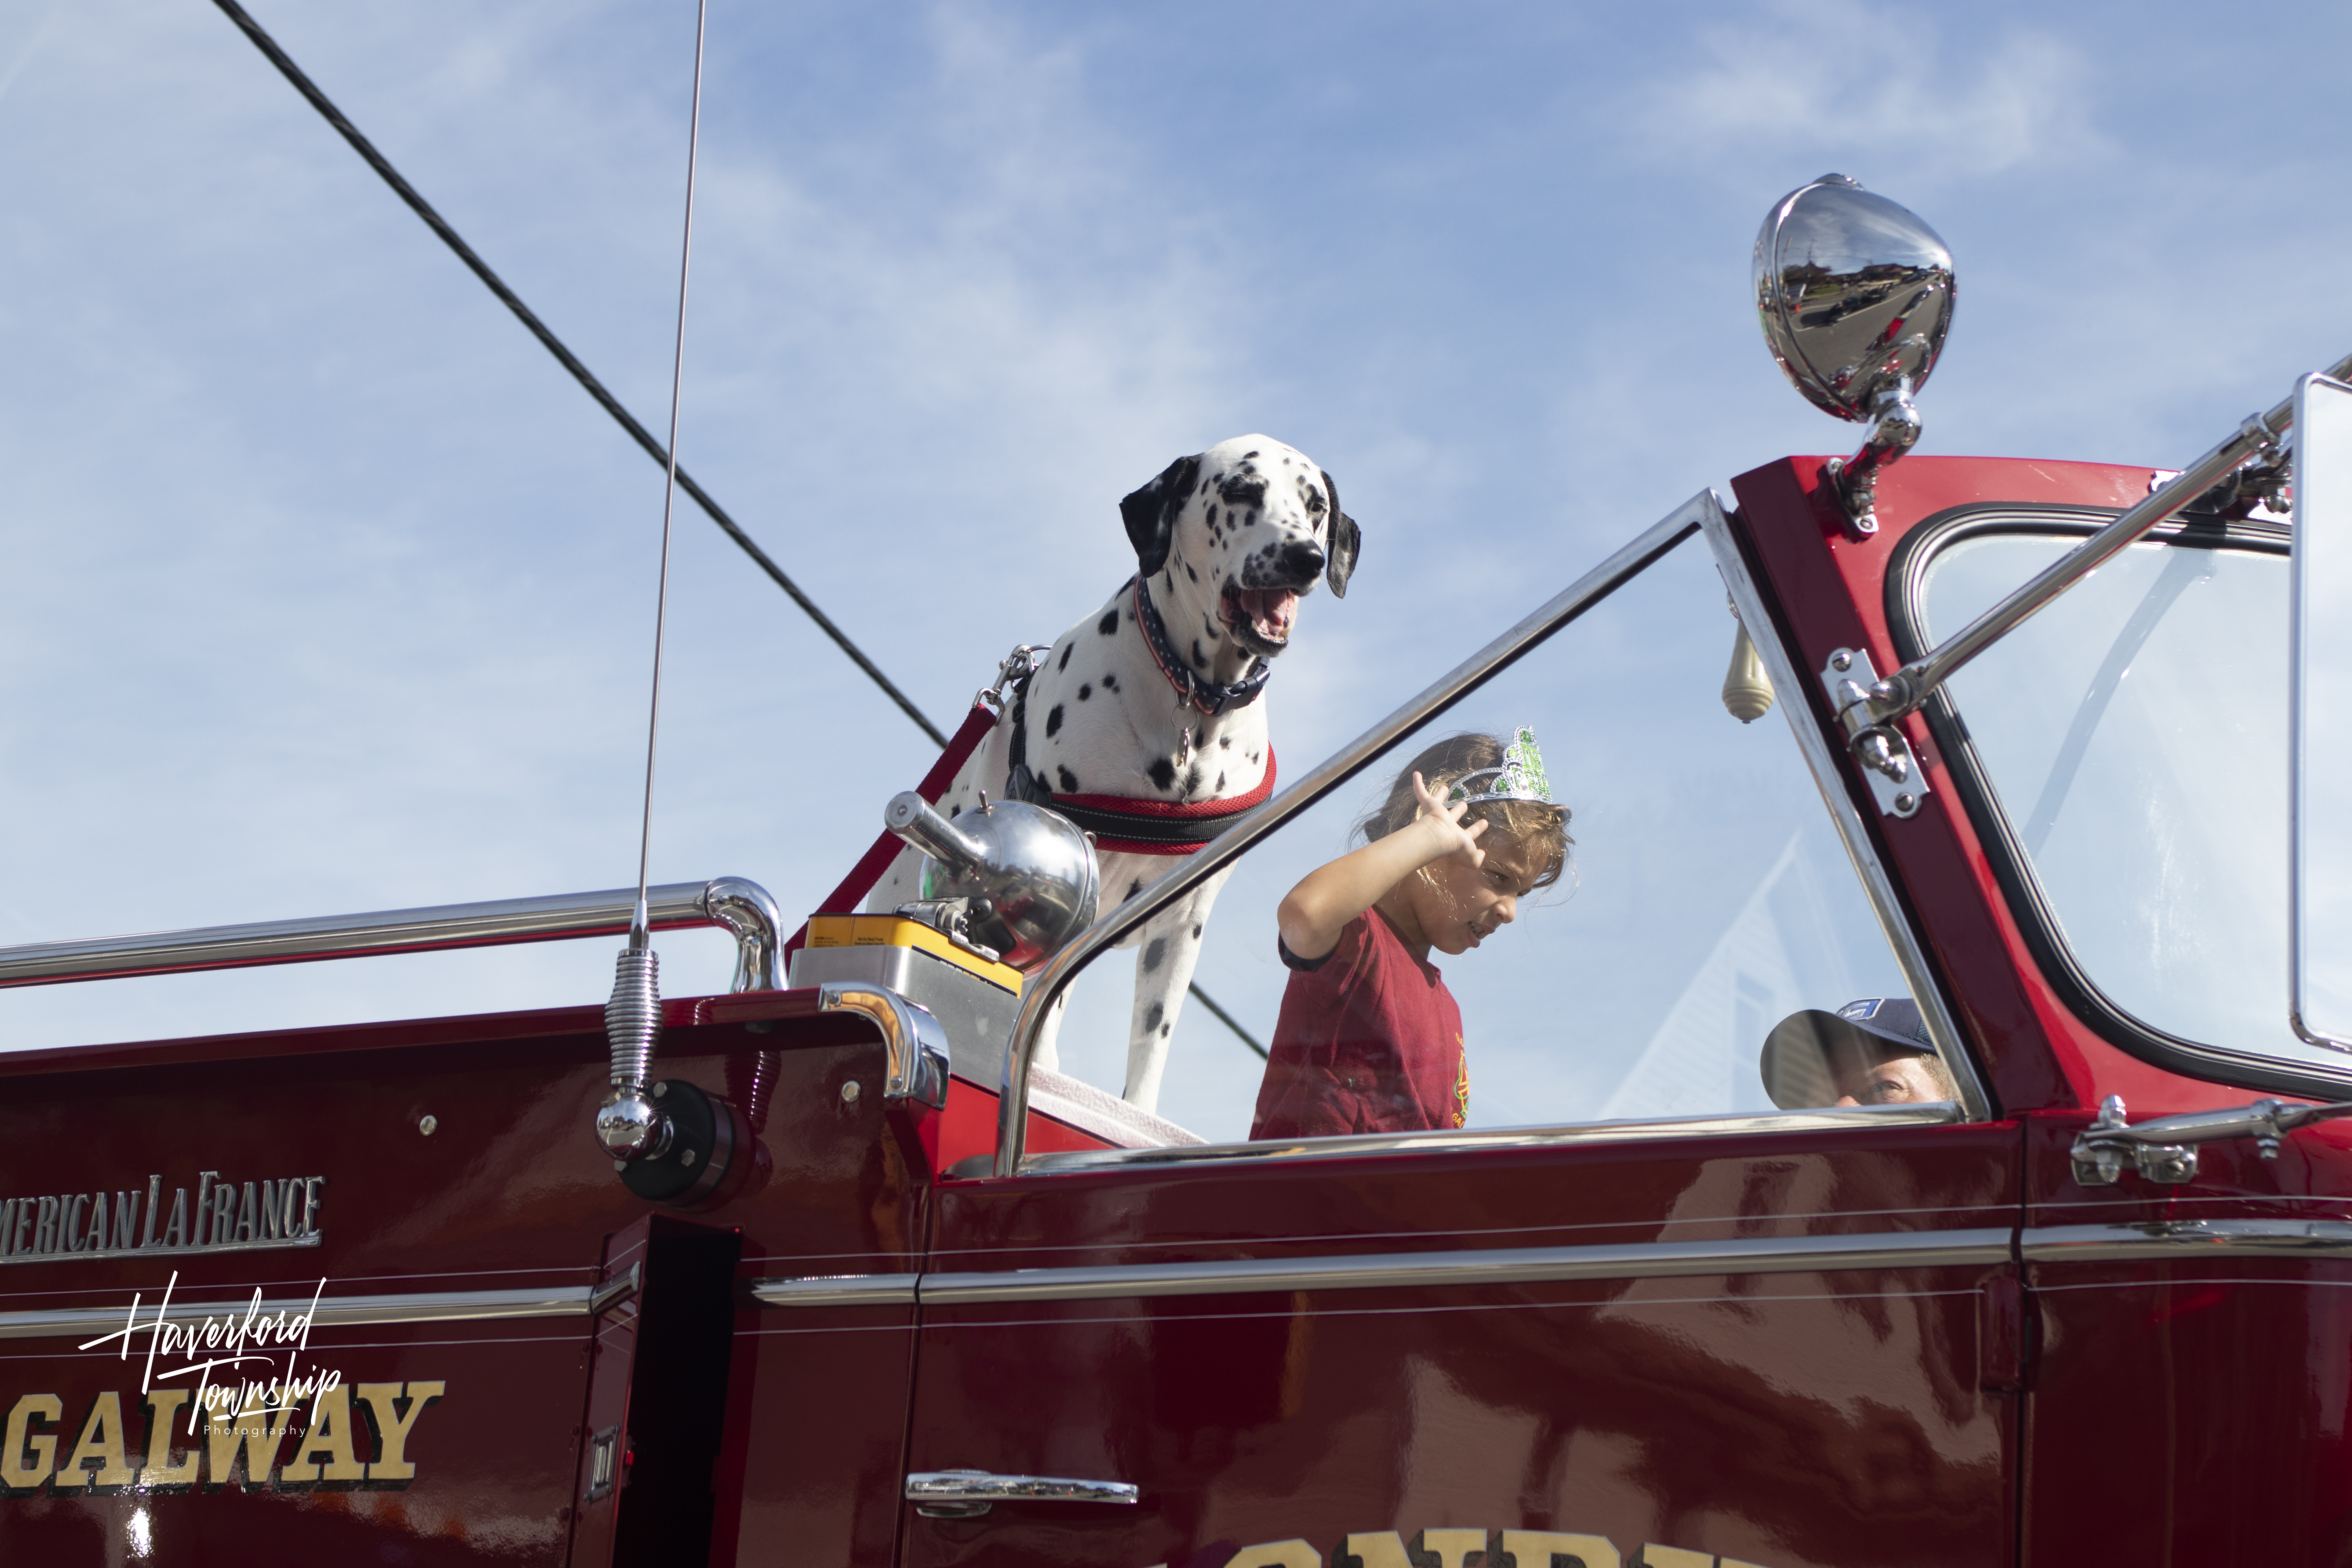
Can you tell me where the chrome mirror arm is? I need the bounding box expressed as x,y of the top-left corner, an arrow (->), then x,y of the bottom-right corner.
2070,1093 -> 2352,1185
1823,381 -> 1924,537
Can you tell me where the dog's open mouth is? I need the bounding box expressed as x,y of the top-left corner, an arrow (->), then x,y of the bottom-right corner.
1221,583 -> 1300,650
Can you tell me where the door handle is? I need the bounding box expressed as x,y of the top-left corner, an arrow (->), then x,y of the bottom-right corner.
906,1468 -> 1140,1519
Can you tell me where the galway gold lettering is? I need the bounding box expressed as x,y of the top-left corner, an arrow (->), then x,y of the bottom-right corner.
54,1391 -> 136,1490
1630,1548 -> 1713,1568
0,1381 -> 446,1497
139,1390 -> 201,1488
203,1390 -> 297,1489
356,1381 -> 443,1484
2,1395 -> 62,1492
279,1386 -> 366,1487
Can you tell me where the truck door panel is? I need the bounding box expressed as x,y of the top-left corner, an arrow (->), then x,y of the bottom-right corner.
2022,1114 -> 2352,1564
906,1117 -> 2020,1568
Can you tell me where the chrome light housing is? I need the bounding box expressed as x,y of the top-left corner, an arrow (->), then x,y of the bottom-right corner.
1754,174 -> 1955,535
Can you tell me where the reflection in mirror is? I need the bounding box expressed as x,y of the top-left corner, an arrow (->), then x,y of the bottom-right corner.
1752,174 -> 1955,423
1045,540 -> 1916,1144
2294,373 -> 2352,1049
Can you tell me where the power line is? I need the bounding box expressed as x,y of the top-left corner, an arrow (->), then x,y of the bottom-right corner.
208,0 -> 947,748
1186,982 -> 1269,1060
207,0 -> 1272,1063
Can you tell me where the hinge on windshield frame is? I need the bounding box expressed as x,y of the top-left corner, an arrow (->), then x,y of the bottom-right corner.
1818,647 -> 1928,818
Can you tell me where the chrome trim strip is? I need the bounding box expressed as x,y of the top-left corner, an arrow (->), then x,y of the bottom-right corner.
0,1283 -> 604,1342
996,496 -> 1711,1175
0,877 -> 782,994
2024,1219 -> 2352,1263
1701,493 -> 1994,1122
748,1272 -> 922,1308
1024,1100 -> 1962,1173
918,1227 -> 2011,1306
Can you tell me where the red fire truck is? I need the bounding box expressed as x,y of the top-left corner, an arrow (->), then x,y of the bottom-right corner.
7,173 -> 2352,1568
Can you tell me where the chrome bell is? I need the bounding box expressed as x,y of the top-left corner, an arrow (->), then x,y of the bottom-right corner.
1753,173 -> 1955,535
884,792 -> 1100,972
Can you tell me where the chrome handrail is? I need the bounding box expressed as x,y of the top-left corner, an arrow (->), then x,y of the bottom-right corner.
994,494 -> 1712,1175
0,876 -> 783,994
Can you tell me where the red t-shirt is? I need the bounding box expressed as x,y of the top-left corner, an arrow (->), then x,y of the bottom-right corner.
1249,908 -> 1467,1140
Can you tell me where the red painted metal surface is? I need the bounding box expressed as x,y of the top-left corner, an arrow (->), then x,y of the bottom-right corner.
2020,1112 -> 2352,1563
0,995 -> 1107,1564
909,1122 -> 2021,1567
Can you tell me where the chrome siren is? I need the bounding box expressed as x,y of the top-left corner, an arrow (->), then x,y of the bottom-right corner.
1754,174 -> 1955,536
885,792 -> 1100,972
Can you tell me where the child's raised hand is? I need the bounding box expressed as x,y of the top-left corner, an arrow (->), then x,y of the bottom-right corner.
1409,771 -> 1488,867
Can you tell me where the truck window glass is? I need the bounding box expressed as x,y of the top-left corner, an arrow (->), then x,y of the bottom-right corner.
1043,536 -> 1933,1147
1913,519 -> 2352,1084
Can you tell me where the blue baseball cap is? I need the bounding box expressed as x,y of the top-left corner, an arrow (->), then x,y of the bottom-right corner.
1759,997 -> 1936,1109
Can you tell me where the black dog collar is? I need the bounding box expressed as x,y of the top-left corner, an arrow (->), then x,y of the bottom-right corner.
1132,577 -> 1272,719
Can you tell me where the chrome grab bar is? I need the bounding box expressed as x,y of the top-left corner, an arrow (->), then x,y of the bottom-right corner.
818,982 -> 950,1106
0,876 -> 783,994
905,1468 -> 1139,1519
993,493 -> 1711,1175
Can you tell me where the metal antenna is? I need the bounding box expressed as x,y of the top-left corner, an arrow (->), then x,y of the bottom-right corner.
633,0 -> 710,947
598,0 -> 711,1166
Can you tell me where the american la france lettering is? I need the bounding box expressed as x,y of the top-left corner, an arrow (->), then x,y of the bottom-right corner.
0,1169 -> 326,1263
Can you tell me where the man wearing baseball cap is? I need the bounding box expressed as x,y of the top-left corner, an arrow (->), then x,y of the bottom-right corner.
1758,997 -> 1960,1109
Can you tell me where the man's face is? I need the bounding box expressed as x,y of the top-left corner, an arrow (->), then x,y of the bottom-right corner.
1831,1045 -> 1947,1106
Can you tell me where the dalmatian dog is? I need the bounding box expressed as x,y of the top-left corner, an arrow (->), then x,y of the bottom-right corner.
867,434 -> 1359,1112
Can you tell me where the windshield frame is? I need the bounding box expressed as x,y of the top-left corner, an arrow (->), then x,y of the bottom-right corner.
1884,501 -> 2352,1101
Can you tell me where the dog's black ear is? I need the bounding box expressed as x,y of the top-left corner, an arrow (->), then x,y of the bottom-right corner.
1321,471 -> 1360,599
1120,454 -> 1200,578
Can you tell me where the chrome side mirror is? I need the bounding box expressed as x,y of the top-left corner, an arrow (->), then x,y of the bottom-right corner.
1754,174 -> 1955,537
2292,372 -> 2352,1051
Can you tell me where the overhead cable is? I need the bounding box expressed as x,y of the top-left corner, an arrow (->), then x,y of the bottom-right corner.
206,0 -> 1269,1063
207,0 -> 947,747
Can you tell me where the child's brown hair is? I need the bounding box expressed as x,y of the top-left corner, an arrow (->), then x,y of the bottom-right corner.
1357,732 -> 1572,891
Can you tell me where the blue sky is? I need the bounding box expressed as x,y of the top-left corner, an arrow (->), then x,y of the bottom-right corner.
4,1 -> 2350,1132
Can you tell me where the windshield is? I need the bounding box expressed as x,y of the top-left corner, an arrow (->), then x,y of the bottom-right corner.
1910,516 -> 2348,1084
1035,524 -> 1932,1147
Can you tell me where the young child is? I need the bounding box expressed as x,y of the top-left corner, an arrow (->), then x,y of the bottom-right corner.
1250,729 -> 1571,1140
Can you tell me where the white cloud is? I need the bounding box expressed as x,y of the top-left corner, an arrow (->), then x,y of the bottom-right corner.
1638,0 -> 2109,180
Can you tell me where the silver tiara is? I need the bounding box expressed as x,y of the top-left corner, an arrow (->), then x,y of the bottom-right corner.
1446,726 -> 1555,806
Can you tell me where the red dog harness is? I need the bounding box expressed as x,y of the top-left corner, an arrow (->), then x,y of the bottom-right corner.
1045,754 -> 1276,856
